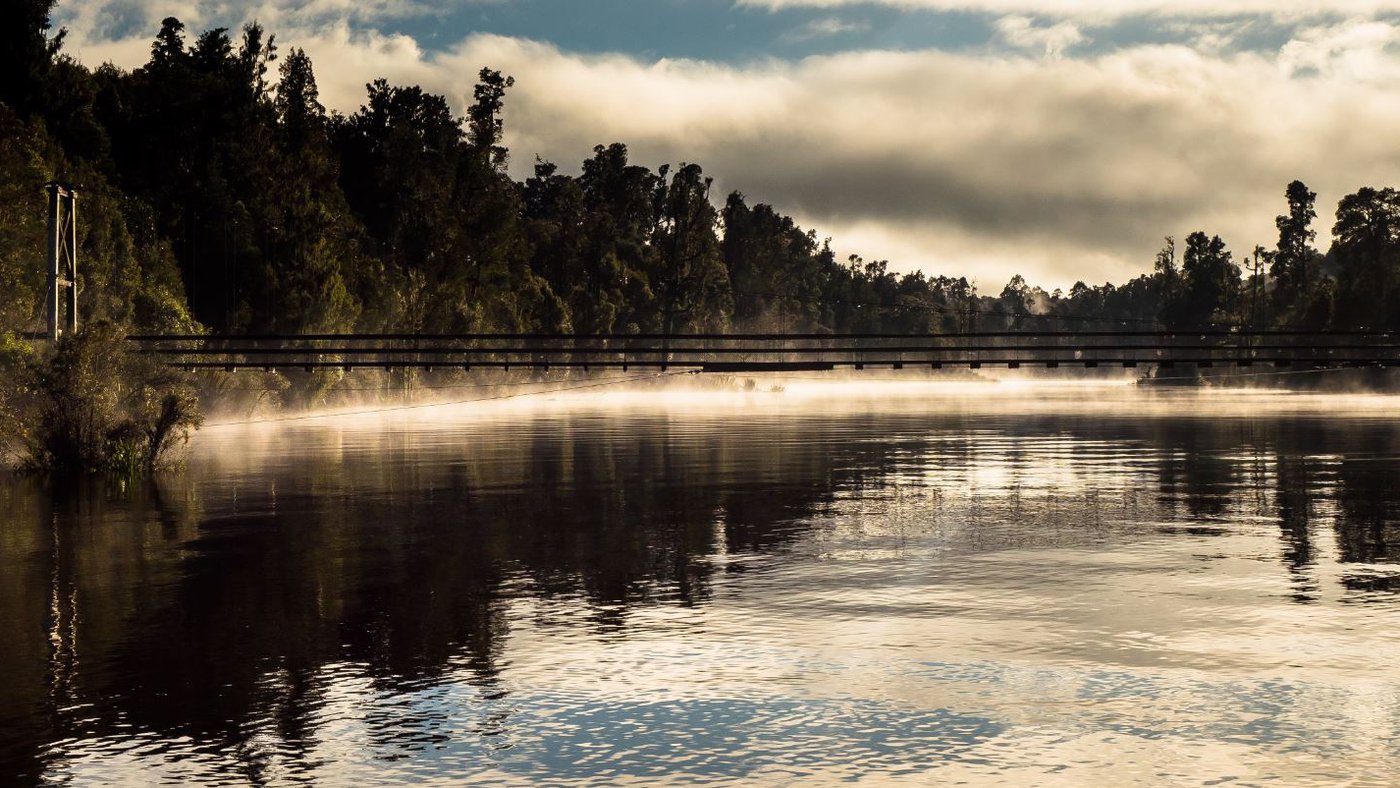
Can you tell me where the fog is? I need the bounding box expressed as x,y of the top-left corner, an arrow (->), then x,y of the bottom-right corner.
200,373 -> 1400,434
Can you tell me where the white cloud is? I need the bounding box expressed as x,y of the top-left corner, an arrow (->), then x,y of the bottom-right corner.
52,10 -> 1400,289
740,0 -> 1400,21
994,16 -> 1086,56
52,0 -> 453,63
1279,19 -> 1400,79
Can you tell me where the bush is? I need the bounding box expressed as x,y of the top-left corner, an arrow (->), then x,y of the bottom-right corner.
0,323 -> 202,474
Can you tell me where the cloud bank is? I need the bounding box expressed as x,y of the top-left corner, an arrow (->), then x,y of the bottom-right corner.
51,6 -> 1400,289
741,0 -> 1400,20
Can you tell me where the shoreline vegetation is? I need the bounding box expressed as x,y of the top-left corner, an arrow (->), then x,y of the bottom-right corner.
0,324 -> 201,474
3,1 -> 1400,473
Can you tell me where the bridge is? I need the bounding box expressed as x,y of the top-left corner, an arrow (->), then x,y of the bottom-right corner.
26,182 -> 1400,376
131,330 -> 1400,374
29,189 -> 1400,376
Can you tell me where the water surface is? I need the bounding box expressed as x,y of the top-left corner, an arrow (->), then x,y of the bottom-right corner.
3,382 -> 1399,785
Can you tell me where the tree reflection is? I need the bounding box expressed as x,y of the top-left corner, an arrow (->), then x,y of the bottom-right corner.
2,407 -> 1400,780
1333,430 -> 1400,565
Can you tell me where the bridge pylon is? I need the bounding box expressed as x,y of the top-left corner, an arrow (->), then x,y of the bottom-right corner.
45,181 -> 78,341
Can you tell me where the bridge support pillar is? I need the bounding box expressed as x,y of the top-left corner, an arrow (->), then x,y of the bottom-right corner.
45,182 -> 78,341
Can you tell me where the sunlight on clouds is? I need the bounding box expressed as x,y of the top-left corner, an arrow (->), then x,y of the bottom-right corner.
807,218 -> 1133,289
462,29 -> 1400,288
741,0 -> 1400,20
1279,20 -> 1400,79
54,7 -> 1400,289
994,16 -> 1086,56
57,34 -> 149,68
54,0 -> 448,71
54,0 -> 446,35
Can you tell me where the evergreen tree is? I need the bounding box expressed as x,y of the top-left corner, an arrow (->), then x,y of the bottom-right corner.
1269,180 -> 1324,325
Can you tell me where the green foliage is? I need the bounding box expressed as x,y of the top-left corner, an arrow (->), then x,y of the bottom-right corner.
0,324 -> 203,474
0,332 -> 39,457
0,103 -> 197,335
4,2 -> 1400,408
0,110 -> 51,329
723,193 -> 827,330
650,163 -> 731,332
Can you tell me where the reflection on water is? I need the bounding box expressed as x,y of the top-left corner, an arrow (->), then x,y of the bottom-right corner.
3,383 -> 1400,785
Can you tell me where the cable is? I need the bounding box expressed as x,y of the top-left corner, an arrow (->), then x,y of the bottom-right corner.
1143,366 -> 1383,383
205,375 -> 618,393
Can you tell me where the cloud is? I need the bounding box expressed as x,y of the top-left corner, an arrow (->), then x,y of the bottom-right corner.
51,0 -> 456,67
424,28 -> 1400,287
782,17 -> 873,43
739,0 -> 1400,21
53,11 -> 1400,289
994,16 -> 1086,56
1279,19 -> 1400,78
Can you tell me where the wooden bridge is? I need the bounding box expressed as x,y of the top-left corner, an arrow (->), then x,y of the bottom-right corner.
130,330 -> 1400,374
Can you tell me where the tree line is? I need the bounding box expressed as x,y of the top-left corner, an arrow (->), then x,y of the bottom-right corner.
3,1 -> 1400,346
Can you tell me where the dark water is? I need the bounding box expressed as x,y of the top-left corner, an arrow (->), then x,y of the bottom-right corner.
3,382 -> 1400,785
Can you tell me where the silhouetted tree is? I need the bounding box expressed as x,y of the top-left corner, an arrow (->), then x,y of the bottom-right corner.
1161,232 -> 1238,329
574,143 -> 666,332
1331,187 -> 1400,330
650,163 -> 731,332
722,192 -> 826,330
1268,180 -> 1329,327
467,68 -> 514,168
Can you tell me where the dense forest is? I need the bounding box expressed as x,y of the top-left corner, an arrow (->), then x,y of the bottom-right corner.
3,1 -> 1400,343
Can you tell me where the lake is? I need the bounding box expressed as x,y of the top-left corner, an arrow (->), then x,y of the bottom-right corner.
3,381 -> 1399,785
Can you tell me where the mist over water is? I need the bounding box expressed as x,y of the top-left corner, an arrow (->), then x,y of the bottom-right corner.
3,382 -> 1400,785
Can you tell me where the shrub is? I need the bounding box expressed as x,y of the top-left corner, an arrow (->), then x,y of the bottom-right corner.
0,323 -> 202,474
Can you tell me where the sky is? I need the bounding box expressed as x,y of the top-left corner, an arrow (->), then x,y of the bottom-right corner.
49,0 -> 1400,291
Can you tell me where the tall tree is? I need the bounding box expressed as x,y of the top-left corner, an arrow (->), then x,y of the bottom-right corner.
275,48 -> 323,145
449,69 -> 556,332
575,143 -> 665,333
722,192 -> 824,331
1162,232 -> 1239,329
1154,236 -> 1182,328
649,163 -> 731,333
1180,231 -> 1240,329
1269,180 -> 1323,323
1332,187 -> 1400,330
244,46 -> 360,333
523,159 -> 584,331
467,68 -> 514,168
333,79 -> 462,330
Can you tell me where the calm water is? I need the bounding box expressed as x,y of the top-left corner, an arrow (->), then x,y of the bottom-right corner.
3,382 -> 1400,786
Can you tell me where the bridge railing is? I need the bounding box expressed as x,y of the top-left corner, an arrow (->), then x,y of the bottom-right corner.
125,331 -> 1400,373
